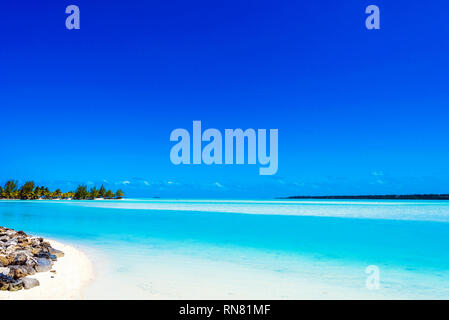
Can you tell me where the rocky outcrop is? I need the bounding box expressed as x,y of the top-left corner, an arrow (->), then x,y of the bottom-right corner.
0,227 -> 64,291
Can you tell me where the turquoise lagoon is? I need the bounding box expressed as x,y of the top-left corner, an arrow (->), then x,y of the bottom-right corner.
1,199 -> 449,299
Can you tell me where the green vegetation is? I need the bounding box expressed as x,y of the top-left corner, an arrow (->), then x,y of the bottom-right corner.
116,189 -> 124,199
0,180 -> 124,200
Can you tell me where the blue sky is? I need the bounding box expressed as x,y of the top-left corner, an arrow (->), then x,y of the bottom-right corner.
1,1 -> 448,198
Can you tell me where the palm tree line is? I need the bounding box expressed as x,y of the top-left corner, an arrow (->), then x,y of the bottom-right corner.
0,180 -> 125,200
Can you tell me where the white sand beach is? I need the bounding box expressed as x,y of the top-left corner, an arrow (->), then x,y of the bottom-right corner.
0,240 -> 94,300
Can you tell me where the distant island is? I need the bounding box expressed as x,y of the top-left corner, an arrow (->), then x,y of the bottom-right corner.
280,194 -> 449,200
0,180 -> 124,200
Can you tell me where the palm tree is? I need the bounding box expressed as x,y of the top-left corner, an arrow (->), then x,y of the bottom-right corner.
116,189 -> 125,199
19,181 -> 35,200
98,185 -> 106,198
62,191 -> 74,200
74,185 -> 89,200
51,189 -> 63,199
3,180 -> 19,199
5,180 -> 18,198
104,190 -> 115,199
42,187 -> 51,199
90,187 -> 100,199
33,186 -> 41,199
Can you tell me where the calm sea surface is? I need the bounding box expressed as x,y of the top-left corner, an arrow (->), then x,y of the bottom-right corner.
1,199 -> 449,299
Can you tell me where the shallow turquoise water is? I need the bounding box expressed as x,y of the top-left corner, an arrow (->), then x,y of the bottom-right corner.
1,199 -> 449,298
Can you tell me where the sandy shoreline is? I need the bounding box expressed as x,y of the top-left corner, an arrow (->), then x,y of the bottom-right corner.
0,239 -> 94,300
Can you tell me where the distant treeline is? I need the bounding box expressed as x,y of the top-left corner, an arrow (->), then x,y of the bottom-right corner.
0,180 -> 124,200
280,194 -> 449,200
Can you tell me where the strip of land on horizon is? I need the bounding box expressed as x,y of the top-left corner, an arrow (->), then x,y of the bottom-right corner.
280,194 -> 449,200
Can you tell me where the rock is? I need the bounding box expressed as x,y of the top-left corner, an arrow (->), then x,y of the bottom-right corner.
22,277 -> 39,290
8,280 -> 23,291
0,273 -> 16,291
22,265 -> 36,276
5,230 -> 15,237
49,247 -> 65,258
35,251 -> 51,259
6,246 -> 17,253
34,258 -> 52,272
0,267 -> 10,275
9,265 -> 28,279
41,241 -> 51,249
0,255 -> 10,266
25,256 -> 37,267
13,252 -> 28,265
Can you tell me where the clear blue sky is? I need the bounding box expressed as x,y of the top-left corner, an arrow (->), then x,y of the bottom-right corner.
1,1 -> 448,198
